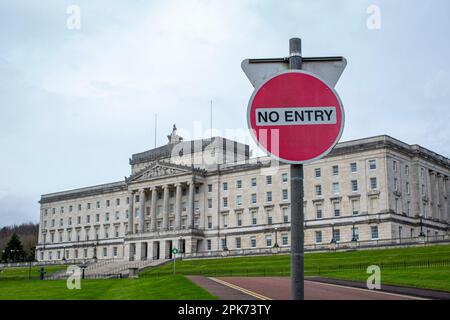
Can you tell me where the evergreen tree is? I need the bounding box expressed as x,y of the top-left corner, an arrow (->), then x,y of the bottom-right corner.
1,233 -> 26,262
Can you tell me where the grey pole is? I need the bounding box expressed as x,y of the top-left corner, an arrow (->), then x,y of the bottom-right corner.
289,37 -> 305,300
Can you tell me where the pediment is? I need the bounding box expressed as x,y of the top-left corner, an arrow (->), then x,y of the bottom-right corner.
127,161 -> 191,183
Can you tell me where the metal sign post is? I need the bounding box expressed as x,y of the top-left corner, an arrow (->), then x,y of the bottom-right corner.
242,37 -> 346,300
172,247 -> 178,275
288,38 -> 304,300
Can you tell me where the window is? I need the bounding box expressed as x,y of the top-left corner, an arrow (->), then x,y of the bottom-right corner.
77,216 -> 81,225
116,198 -> 120,206
333,201 -> 340,217
282,234 -> 288,246
251,211 -> 257,225
421,167 -> 424,177
105,212 -> 110,222
106,200 -> 110,207
221,238 -> 227,250
207,240 -> 212,251
86,215 -> 90,224
394,178 -> 398,191
315,204 -> 323,219
266,191 -> 272,202
87,203 -> 91,210
369,159 -> 376,170
96,201 -> 100,209
421,184 -> 425,195
223,182 -> 228,191
69,205 -> 73,212
332,165 -> 339,176
236,195 -> 243,206
222,197 -> 228,208
250,236 -> 257,248
395,198 -> 399,213
115,226 -> 119,237
370,177 -> 377,190
267,210 -> 273,225
351,199 -> 360,215
60,218 -> 63,227
96,214 -> 100,222
236,180 -> 242,189
266,235 -> 272,247
236,213 -> 242,227
406,182 -> 410,194
222,214 -> 228,228
52,208 -> 56,214
103,247 -> 107,257
251,193 -> 257,204
115,211 -> 120,220
393,160 -> 397,172
266,175 -> 272,185
406,201 -> 411,216
315,231 -> 322,244
113,247 -> 118,257
314,168 -> 321,178
68,217 -> 72,226
208,184 -> 212,192
332,182 -> 340,194
353,227 -> 359,241
333,229 -> 341,242
283,207 -> 289,223
235,237 -> 241,249
371,226 -> 379,239
350,162 -> 357,173
282,173 -> 288,183
282,189 -> 288,201
135,195 -> 140,203
405,165 -> 409,176
126,197 -> 130,204
351,180 -> 358,192
51,219 -> 55,227
60,206 -> 64,214
207,198 -> 212,209
315,185 -> 322,197
251,177 -> 257,187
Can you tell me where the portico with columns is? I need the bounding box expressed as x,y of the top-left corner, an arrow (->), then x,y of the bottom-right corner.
123,161 -> 207,261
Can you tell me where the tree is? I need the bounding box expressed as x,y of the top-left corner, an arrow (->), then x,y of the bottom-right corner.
1,233 -> 26,262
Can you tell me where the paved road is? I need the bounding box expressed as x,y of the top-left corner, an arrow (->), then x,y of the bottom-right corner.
194,276 -> 425,300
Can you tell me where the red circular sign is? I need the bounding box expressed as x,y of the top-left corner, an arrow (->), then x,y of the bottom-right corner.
247,70 -> 344,164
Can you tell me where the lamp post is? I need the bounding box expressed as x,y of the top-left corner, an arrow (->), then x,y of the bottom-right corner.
351,223 -> 358,242
419,215 -> 426,243
273,227 -> 279,252
222,234 -> 228,252
330,224 -> 337,251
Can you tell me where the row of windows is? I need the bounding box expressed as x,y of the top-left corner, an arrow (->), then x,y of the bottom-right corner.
216,207 -> 290,229
314,159 -> 378,178
220,190 -> 289,208
43,226 -> 122,243
314,177 -> 378,196
206,233 -> 290,251
314,226 -> 379,243
218,173 -> 289,192
41,246 -> 118,260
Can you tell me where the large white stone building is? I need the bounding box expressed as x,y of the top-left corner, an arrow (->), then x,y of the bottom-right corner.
36,126 -> 450,262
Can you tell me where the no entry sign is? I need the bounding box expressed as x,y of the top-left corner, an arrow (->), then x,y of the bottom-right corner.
247,70 -> 344,164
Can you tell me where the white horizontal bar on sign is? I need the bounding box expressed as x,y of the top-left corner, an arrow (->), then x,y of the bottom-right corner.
255,107 -> 337,126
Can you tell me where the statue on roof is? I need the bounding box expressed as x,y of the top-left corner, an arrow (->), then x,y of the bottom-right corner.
167,124 -> 183,144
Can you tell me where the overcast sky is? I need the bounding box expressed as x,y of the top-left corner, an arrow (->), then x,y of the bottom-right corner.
1,0 -> 449,227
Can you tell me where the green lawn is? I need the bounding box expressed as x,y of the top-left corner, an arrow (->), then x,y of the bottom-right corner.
141,244 -> 450,291
319,267 -> 450,292
0,275 -> 217,300
0,265 -> 66,279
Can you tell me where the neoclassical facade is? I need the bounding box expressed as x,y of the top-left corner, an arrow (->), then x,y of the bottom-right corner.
36,126 -> 450,262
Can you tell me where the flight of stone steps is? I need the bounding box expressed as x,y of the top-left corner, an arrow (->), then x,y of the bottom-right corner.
47,259 -> 168,280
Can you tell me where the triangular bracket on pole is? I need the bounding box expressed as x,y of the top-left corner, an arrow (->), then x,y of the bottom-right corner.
241,56 -> 347,88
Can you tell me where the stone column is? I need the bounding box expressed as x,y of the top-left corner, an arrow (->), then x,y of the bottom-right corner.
430,171 -> 438,220
445,177 -> 450,223
162,185 -> 170,230
127,191 -> 135,234
150,187 -> 157,232
139,189 -> 146,233
175,183 -> 182,229
188,179 -> 195,229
